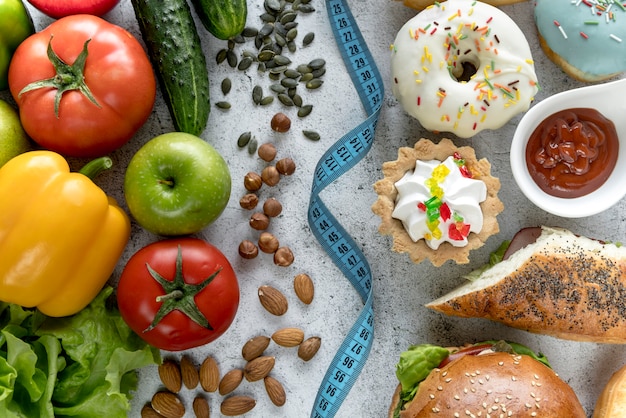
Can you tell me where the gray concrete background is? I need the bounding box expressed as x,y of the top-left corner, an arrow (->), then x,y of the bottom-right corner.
4,0 -> 626,417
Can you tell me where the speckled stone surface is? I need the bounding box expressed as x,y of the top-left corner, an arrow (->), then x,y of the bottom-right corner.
4,1 -> 626,417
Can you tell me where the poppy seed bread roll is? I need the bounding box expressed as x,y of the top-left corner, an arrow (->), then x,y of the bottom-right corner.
427,226 -> 626,343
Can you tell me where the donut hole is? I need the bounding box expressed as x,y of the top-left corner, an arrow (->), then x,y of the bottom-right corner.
450,56 -> 480,83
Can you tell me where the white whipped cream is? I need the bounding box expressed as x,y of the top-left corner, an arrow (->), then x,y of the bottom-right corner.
392,156 -> 486,249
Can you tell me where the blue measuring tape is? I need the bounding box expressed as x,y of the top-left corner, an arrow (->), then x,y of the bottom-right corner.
308,1 -> 383,416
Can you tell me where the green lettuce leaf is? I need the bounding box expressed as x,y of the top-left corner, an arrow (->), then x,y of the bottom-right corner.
0,286 -> 160,418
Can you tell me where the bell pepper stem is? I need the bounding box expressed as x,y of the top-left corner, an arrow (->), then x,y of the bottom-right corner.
79,157 -> 113,179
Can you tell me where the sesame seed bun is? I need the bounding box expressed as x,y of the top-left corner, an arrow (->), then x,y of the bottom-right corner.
389,351 -> 585,418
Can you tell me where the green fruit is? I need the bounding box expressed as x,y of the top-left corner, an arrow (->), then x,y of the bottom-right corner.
0,99 -> 32,167
124,132 -> 231,236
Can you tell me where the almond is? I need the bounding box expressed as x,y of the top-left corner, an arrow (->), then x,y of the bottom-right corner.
271,327 -> 305,347
264,375 -> 287,406
241,335 -> 271,361
244,355 -> 275,382
180,355 -> 199,389
199,356 -> 220,393
258,285 -> 288,316
141,404 -> 165,418
293,273 -> 314,304
298,336 -> 322,361
219,368 -> 244,395
158,359 -> 182,393
220,395 -> 256,416
192,396 -> 210,418
151,391 -> 185,418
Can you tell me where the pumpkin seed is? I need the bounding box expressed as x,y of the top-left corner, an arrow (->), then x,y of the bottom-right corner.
270,84 -> 287,94
232,34 -> 246,44
227,50 -> 238,68
284,68 -> 300,79
258,50 -> 276,62
299,4 -> 315,12
258,62 -> 267,72
297,64 -> 312,74
286,28 -> 298,41
297,104 -> 313,117
303,130 -> 320,141
216,101 -> 231,109
253,85 -> 263,104
274,33 -> 287,47
269,72 -> 280,81
287,87 -> 296,98
292,94 -> 303,107
242,27 -> 259,37
284,21 -> 298,31
303,32 -> 315,46
269,65 -> 288,75
312,67 -> 326,78
281,77 -> 298,89
292,0 -> 302,9
248,137 -> 258,154
278,93 -> 294,106
228,39 -> 236,50
280,12 -> 297,24
255,34 -> 264,49
265,0 -> 282,13
216,49 -> 228,64
238,132 -> 252,148
287,40 -> 297,53
306,79 -> 324,89
299,72 -> 314,82
309,58 -> 326,70
238,56 -> 254,71
259,23 -> 275,38
260,96 -> 275,106
274,22 -> 287,37
221,78 -> 232,95
274,55 -> 292,66
260,13 -> 276,23
242,52 -> 257,62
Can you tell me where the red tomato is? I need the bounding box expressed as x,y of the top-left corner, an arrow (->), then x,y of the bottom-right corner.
26,0 -> 120,18
8,15 -> 156,158
117,238 -> 240,351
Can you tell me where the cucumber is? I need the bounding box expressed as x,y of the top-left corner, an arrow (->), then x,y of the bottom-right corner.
190,0 -> 247,40
130,0 -> 210,136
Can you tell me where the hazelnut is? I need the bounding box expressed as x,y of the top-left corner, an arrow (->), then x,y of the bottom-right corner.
271,112 -> 291,132
239,193 -> 259,210
258,143 -> 277,162
263,198 -> 283,217
239,240 -> 259,259
273,247 -> 294,267
244,172 -> 263,191
258,232 -> 280,253
276,158 -> 296,175
261,166 -> 280,186
250,212 -> 270,230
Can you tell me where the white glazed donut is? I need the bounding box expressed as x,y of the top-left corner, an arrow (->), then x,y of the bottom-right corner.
390,0 -> 539,138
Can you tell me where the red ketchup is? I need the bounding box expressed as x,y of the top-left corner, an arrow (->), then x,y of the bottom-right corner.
525,108 -> 619,198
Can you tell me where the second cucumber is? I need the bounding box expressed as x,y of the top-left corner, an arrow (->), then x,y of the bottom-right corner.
130,0 -> 210,136
191,0 -> 248,41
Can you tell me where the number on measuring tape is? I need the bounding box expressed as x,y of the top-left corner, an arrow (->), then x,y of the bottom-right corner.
308,1 -> 383,417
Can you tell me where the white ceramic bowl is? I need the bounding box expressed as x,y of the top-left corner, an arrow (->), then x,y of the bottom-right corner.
510,79 -> 626,218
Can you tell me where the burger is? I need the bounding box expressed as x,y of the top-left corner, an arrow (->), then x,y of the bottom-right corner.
389,340 -> 586,418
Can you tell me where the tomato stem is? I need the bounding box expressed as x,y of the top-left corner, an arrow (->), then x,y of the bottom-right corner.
143,245 -> 221,332
18,36 -> 101,118
155,290 -> 183,303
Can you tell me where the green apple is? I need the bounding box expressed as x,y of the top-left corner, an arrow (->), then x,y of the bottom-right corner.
0,99 -> 32,167
124,132 -> 231,236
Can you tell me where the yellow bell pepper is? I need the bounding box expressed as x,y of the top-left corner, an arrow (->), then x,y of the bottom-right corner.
0,150 -> 130,317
